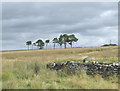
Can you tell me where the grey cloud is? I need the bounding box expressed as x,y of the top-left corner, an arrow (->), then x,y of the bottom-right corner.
2,2 -> 118,50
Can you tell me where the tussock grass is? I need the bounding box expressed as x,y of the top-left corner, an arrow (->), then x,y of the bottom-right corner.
2,46 -> 118,89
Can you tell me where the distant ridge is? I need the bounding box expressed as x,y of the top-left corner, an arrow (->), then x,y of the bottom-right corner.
101,44 -> 117,47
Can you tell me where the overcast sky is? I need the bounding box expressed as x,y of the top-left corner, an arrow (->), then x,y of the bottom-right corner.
2,2 -> 118,50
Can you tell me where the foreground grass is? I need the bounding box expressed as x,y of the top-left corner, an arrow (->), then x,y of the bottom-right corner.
2,46 -> 118,89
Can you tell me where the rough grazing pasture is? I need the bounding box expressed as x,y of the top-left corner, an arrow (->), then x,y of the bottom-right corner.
2,46 -> 119,89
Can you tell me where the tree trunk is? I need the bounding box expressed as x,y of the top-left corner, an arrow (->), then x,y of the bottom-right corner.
60,45 -> 62,48
64,43 -> 66,49
54,43 -> 55,49
71,42 -> 72,48
32,45 -> 33,49
28,45 -> 29,50
46,43 -> 47,49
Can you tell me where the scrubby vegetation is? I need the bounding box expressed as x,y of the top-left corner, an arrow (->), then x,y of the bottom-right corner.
102,44 -> 117,47
2,46 -> 118,89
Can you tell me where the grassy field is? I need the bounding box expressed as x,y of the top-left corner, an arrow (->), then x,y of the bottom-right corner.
2,46 -> 119,89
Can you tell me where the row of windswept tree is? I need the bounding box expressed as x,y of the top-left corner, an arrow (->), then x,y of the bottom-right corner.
26,34 -> 78,49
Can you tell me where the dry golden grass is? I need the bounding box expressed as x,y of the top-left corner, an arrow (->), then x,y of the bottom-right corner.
2,46 -> 119,89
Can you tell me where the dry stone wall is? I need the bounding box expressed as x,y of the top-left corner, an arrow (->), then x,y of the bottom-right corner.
46,58 -> 120,77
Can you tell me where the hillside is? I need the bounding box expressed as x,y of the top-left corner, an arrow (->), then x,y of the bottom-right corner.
2,46 -> 119,89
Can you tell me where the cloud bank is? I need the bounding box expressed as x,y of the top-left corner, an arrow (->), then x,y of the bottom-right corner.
2,2 -> 118,50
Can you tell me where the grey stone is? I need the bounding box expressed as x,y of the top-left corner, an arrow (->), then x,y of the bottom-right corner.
83,58 -> 93,63
46,59 -> 120,77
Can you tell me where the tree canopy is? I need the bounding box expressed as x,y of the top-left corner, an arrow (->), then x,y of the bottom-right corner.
25,34 -> 78,49
26,41 -> 32,50
36,40 -> 45,49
